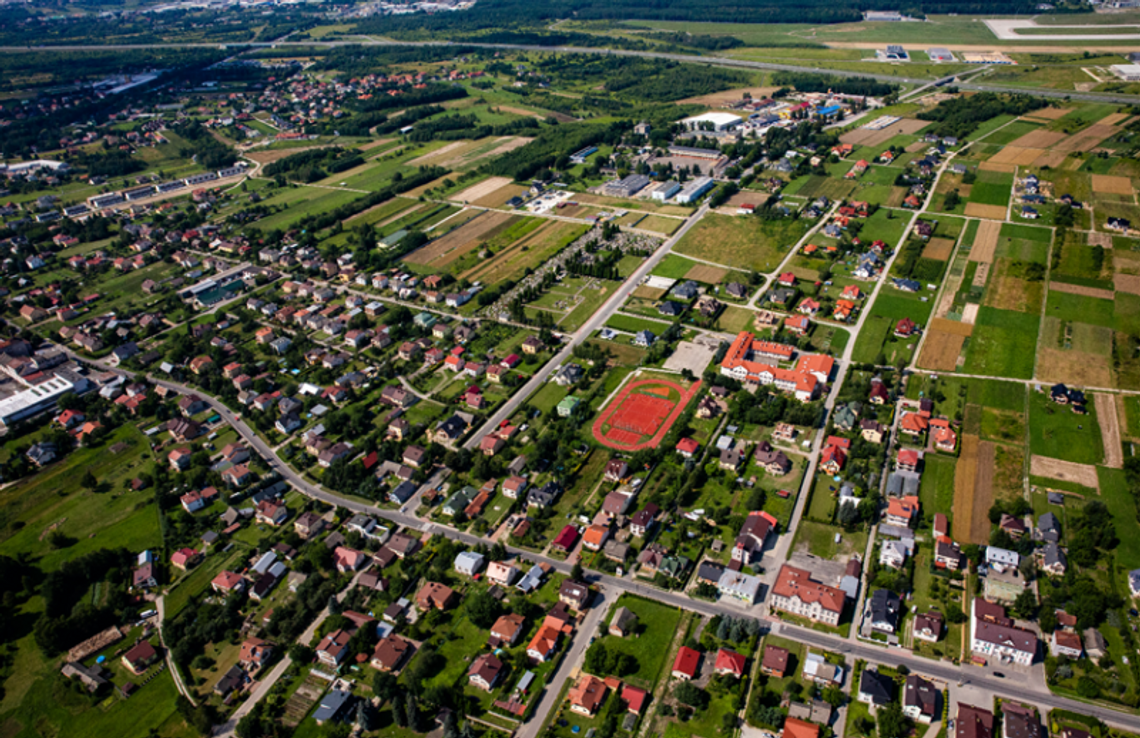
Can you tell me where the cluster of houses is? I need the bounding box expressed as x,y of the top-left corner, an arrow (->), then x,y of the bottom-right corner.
719,331 -> 835,402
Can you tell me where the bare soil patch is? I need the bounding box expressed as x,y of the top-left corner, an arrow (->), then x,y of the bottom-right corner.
1115,273 -> 1140,295
969,220 -> 1002,264
724,191 -> 770,209
409,140 -> 472,166
954,435 -> 988,546
1023,107 -> 1070,121
923,237 -> 955,261
1096,392 -> 1123,469
965,203 -> 1008,220
359,137 -> 395,151
1009,129 -> 1068,149
684,264 -> 729,284
679,87 -> 781,107
1032,150 -> 1069,168
1049,281 -> 1115,300
1099,112 -> 1131,127
1089,231 -> 1113,249
1035,347 -> 1113,387
979,161 -> 1017,173
404,210 -> 516,267
840,117 -> 930,147
451,176 -> 514,205
1030,454 -> 1100,490
634,285 -> 667,300
445,136 -> 532,169
917,329 -> 967,371
962,302 -> 980,324
497,105 -> 547,120
1056,124 -> 1119,152
1092,174 -> 1134,195
988,146 -> 1047,166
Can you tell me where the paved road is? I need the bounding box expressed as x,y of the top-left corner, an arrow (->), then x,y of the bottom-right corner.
5,41 -> 1140,104
462,202 -> 712,450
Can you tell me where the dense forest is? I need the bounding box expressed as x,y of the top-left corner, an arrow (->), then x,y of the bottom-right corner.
772,72 -> 896,98
917,91 -> 1048,138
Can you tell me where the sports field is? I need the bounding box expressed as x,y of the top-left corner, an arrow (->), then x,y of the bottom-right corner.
592,378 -> 701,450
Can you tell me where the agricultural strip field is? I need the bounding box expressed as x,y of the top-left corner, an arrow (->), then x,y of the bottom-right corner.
403,210 -> 518,267
460,220 -> 589,284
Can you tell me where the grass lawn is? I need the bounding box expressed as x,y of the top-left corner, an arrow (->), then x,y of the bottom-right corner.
858,208 -> 911,247
961,306 -> 1040,379
607,313 -> 670,335
919,454 -> 957,530
851,291 -> 934,364
1044,289 -> 1116,330
652,254 -> 703,280
794,519 -> 867,561
1027,390 -> 1104,465
560,284 -> 612,331
254,185 -> 363,232
969,170 -> 1013,207
673,214 -> 807,272
598,595 -> 684,689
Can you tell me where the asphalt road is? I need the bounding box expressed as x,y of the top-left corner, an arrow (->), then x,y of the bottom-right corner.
4,40 -> 1140,104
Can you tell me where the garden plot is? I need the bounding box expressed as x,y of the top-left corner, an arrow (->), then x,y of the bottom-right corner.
922,237 -> 955,261
917,318 -> 972,371
1008,129 -> 1068,148
1115,273 -> 1140,295
1096,392 -> 1124,468
964,203 -> 1008,219
954,435 -> 991,545
1023,107 -> 1070,121
840,117 -> 929,146
1048,281 -> 1114,300
987,146 -> 1047,166
1054,124 -> 1121,152
683,264 -> 729,284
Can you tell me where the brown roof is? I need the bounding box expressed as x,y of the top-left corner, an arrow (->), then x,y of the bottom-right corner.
491,613 -> 526,641
762,644 -> 789,674
569,674 -> 608,714
772,565 -> 845,614
372,634 -> 413,670
957,705 -> 994,738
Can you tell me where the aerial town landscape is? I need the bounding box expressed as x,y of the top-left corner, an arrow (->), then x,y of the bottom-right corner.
9,1 -> 1140,738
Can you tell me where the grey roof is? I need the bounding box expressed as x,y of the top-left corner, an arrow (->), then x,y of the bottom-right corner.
860,669 -> 895,704
1043,542 -> 1067,569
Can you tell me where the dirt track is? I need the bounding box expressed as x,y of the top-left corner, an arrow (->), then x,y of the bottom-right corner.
1096,392 -> 1123,469
1030,454 -> 1101,489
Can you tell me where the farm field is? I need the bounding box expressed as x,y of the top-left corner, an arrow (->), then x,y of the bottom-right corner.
673,214 -> 807,272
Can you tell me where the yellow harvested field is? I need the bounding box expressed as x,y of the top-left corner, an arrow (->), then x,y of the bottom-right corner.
965,203 -> 1008,221
1092,174 -> 1134,195
1023,107 -> 1070,121
1036,347 -> 1113,388
969,220 -> 1001,264
1096,393 -> 1123,469
684,264 -> 729,284
922,237 -> 955,261
979,161 -> 1017,173
988,146 -> 1046,166
497,105 -> 545,120
1099,112 -> 1131,126
917,330 -> 966,371
1029,455 -> 1100,490
1032,150 -> 1069,168
451,176 -> 515,205
1055,124 -> 1120,152
359,137 -> 395,151
404,210 -> 516,266
633,286 -> 667,300
409,140 -> 473,166
1049,281 -> 1114,300
930,317 -> 974,337
679,87 -> 781,106
954,435 -> 990,546
1008,129 -> 1067,149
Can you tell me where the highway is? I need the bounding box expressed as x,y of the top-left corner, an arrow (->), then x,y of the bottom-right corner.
4,39 -> 1140,104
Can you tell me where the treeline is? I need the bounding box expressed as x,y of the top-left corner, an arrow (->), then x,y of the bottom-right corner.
310,45 -> 482,76
917,92 -> 1048,139
533,55 -> 748,103
407,113 -> 540,142
772,71 -> 896,97
0,48 -> 224,93
79,149 -> 146,178
263,147 -> 364,182
661,31 -> 745,50
174,119 -> 237,170
34,548 -> 134,655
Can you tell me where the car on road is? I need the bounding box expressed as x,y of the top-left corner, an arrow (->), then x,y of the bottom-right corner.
992,672 -> 1004,678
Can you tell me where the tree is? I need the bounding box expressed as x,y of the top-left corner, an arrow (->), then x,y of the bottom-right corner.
81,470 -> 98,490
1011,588 -> 1038,620
674,682 -> 709,710
466,588 -> 503,629
877,700 -> 910,738
823,684 -> 845,707
570,562 -> 584,582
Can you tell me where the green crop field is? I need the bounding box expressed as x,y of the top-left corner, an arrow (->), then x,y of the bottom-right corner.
962,306 -> 1040,379
969,170 -> 1014,207
1028,391 -> 1104,465
673,214 -> 807,272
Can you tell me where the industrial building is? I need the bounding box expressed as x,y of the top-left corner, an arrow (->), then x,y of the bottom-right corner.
679,112 -> 742,132
675,176 -> 715,204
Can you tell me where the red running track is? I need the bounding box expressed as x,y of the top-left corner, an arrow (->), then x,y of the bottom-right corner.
592,378 -> 702,451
